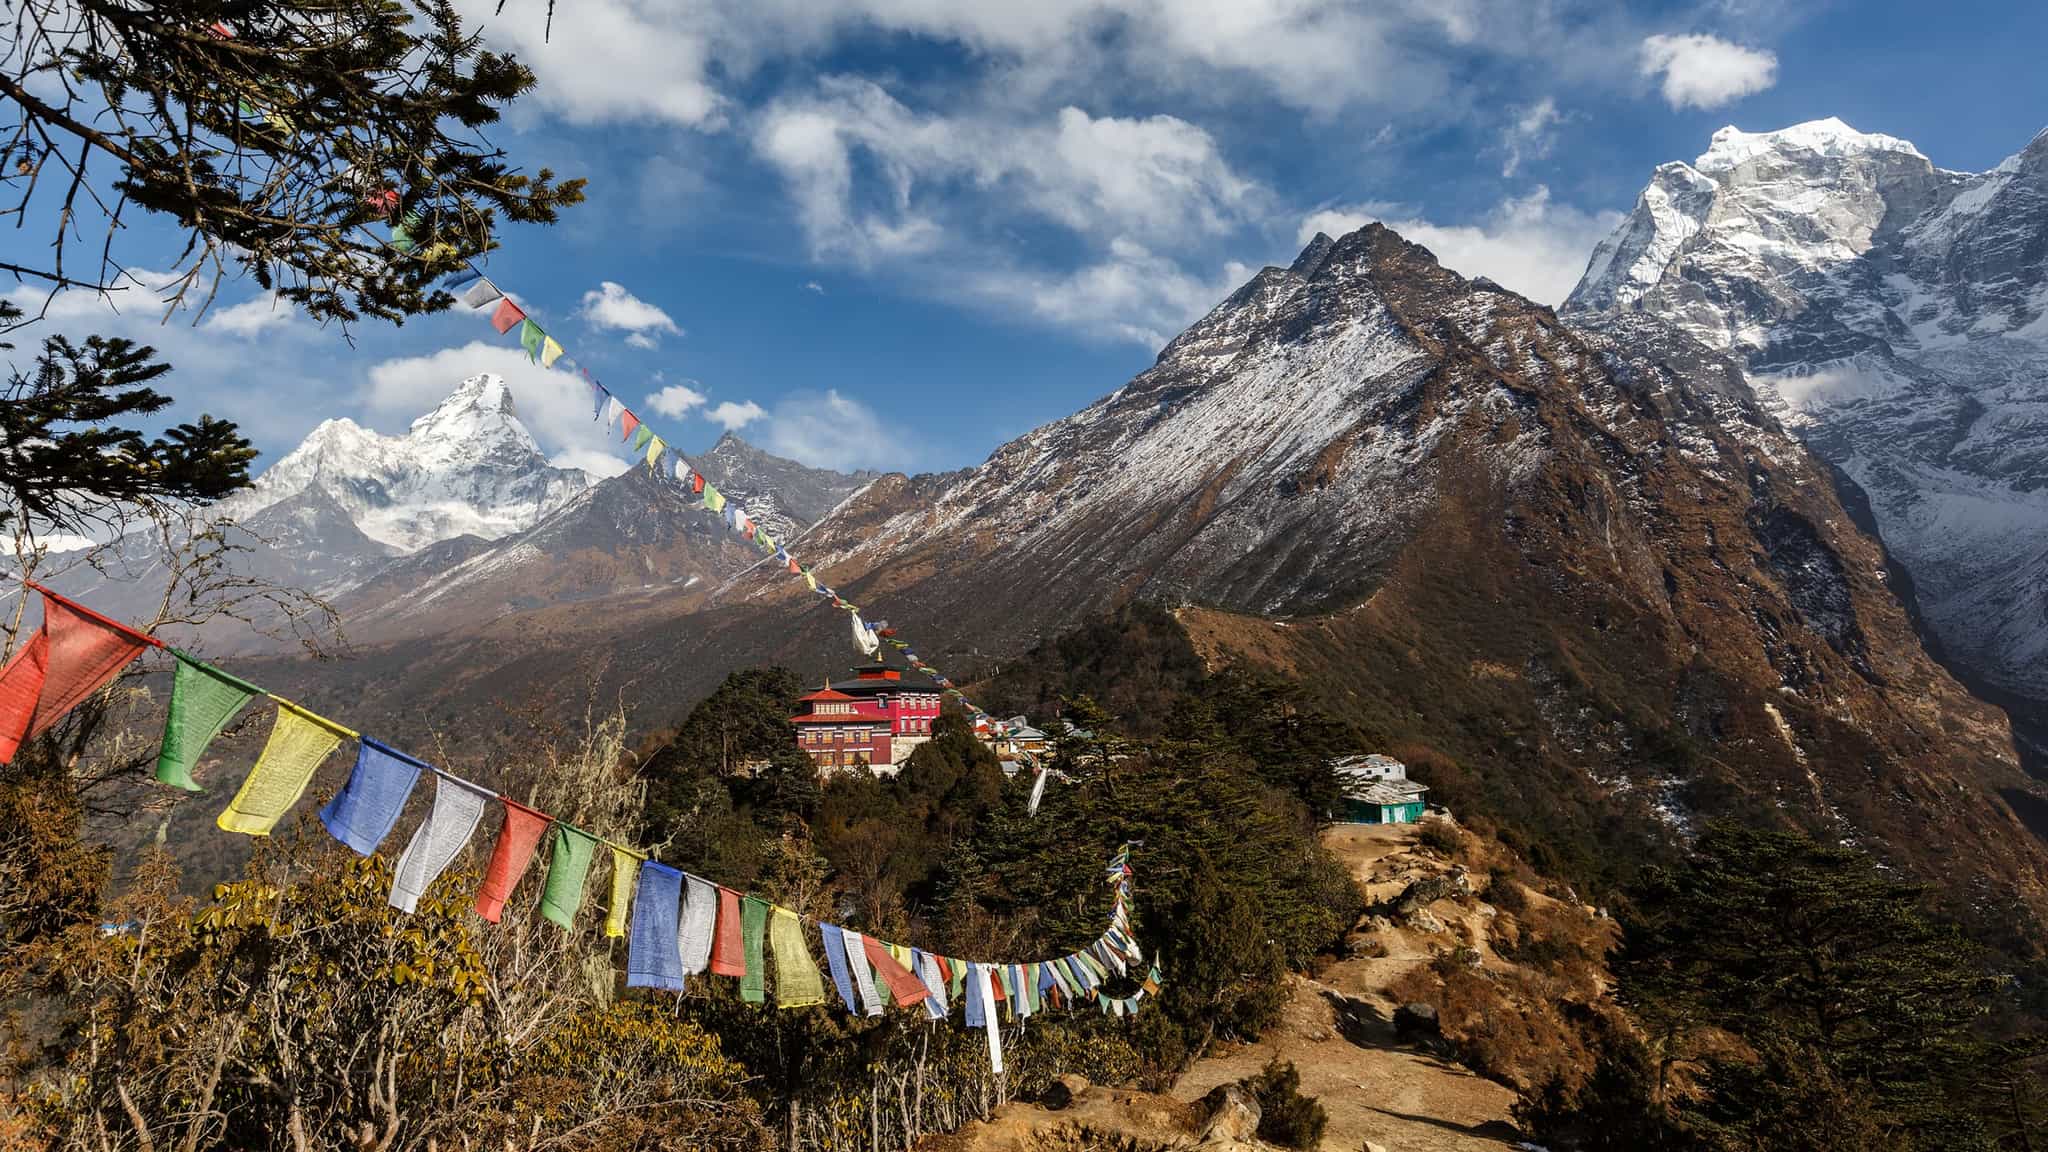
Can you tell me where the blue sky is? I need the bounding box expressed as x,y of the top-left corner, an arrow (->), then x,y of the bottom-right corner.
4,0 -> 2045,480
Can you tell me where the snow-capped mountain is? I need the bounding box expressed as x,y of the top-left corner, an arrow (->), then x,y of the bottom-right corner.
1567,118 -> 2048,710
223,372 -> 591,554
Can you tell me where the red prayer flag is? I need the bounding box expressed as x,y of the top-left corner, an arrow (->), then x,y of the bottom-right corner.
861,936 -> 931,1007
691,472 -> 706,494
621,409 -> 640,442
709,886 -> 746,976
0,594 -> 150,764
474,798 -> 553,922
490,298 -> 525,334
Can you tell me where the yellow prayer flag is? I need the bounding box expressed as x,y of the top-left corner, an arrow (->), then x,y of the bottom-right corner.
605,846 -> 641,938
216,701 -> 348,835
646,437 -> 664,470
540,336 -> 565,369
802,570 -> 817,591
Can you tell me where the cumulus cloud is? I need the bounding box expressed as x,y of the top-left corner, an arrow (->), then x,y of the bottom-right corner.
203,292 -> 298,337
756,389 -> 901,471
1297,187 -> 1624,306
578,281 -> 683,348
1639,33 -> 1777,109
646,383 -> 708,417
450,0 -> 722,126
362,341 -> 627,477
707,400 -> 767,431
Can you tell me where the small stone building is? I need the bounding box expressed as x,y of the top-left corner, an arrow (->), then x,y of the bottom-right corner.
1331,754 -> 1429,824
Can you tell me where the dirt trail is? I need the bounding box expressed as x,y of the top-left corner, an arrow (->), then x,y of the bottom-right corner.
930,823 -> 1526,1152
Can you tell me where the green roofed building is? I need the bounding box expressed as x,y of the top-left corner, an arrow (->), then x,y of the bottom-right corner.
1330,754 -> 1429,824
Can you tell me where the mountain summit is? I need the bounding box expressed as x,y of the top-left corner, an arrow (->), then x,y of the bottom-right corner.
1567,119 -> 2048,722
225,372 -> 591,553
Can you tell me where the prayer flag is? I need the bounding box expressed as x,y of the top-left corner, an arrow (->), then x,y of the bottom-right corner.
540,336 -> 565,369
591,384 -> 607,421
475,798 -> 552,922
627,862 -> 686,991
216,702 -> 348,835
690,471 -> 706,495
679,875 -> 718,975
841,929 -> 885,1017
739,896 -> 770,1003
964,963 -> 985,1028
156,651 -> 258,790
621,409 -> 640,442
710,887 -> 746,976
389,773 -> 492,913
949,957 -> 966,1000
802,570 -> 817,592
389,222 -> 415,253
458,277 -> 503,310
319,738 -> 425,854
491,298 -> 525,334
605,847 -> 641,939
0,592 -> 151,764
645,437 -> 664,470
518,319 -> 545,362
861,935 -> 930,1007
703,486 -> 726,514
445,269 -> 481,289
540,824 -> 599,928
820,923 -> 859,1012
770,907 -> 826,1008
914,950 -> 949,1020
974,964 -> 1004,1074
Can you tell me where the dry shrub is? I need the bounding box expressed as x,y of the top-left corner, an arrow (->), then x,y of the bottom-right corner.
1384,958 -> 1600,1092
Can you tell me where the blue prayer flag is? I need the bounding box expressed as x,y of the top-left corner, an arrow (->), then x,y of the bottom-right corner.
964,963 -> 986,1028
820,923 -> 860,1012
319,739 -> 425,855
626,862 -> 686,991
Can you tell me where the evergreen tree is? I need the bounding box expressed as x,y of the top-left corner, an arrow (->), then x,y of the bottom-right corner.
0,0 -> 582,321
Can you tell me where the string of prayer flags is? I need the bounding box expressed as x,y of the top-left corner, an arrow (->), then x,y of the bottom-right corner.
540,824 -> 600,929
216,701 -> 351,835
0,591 -> 153,764
605,846 -> 642,939
320,739 -> 427,855
710,887 -> 746,976
476,798 -> 552,922
390,773 -> 492,913
770,907 -> 827,1008
679,875 -> 718,975
627,863 -> 687,991
739,896 -> 771,1004
155,652 -> 260,791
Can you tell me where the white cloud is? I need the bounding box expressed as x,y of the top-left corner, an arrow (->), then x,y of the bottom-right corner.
646,383 -> 707,417
203,292 -> 298,337
363,341 -> 627,473
804,281 -> 825,294
707,400 -> 766,431
754,79 -> 1261,262
756,389 -> 900,471
1639,33 -> 1777,109
1501,97 -> 1562,177
451,0 -> 723,127
1297,187 -> 1624,306
974,238 -> 1253,348
578,281 -> 682,348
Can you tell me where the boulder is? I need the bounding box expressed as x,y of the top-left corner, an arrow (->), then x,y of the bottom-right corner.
1364,1142 -> 1391,1152
1199,1083 -> 1262,1145
1041,1073 -> 1090,1111
1403,908 -> 1445,934
1393,1001 -> 1440,1040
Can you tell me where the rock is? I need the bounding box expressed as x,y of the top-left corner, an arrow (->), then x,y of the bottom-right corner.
1042,1073 -> 1090,1111
1199,1083 -> 1262,1145
1365,915 -> 1395,933
1364,1142 -> 1390,1152
1394,1002 -> 1440,1040
1404,909 -> 1445,934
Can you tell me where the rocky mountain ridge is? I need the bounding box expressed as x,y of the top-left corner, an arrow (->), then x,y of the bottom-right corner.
1567,118 -> 2048,724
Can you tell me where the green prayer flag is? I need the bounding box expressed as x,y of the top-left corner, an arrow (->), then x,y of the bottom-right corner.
518,319 -> 546,361
740,896 -> 770,1003
630,424 -> 654,453
156,652 -> 259,791
540,824 -> 599,929
949,958 -> 966,1000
